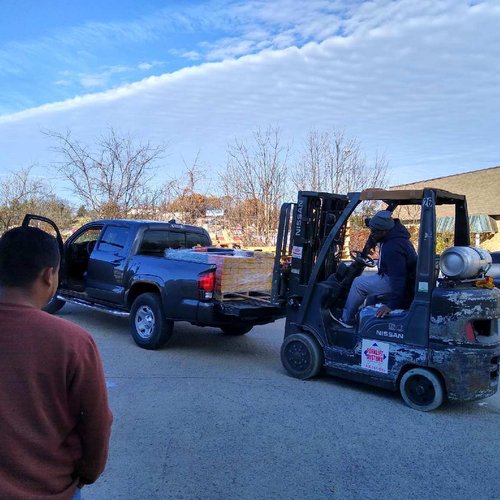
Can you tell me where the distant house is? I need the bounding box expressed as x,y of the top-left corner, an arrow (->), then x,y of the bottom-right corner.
391,166 -> 500,250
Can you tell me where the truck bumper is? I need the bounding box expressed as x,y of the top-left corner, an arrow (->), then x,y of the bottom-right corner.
429,344 -> 500,401
196,300 -> 285,327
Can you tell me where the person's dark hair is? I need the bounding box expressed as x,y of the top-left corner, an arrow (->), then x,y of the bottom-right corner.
0,226 -> 60,287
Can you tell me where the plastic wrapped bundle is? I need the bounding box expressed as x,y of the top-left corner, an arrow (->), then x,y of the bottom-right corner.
165,248 -> 275,298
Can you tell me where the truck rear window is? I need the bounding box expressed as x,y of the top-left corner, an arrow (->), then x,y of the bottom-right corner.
186,231 -> 210,248
139,229 -> 210,255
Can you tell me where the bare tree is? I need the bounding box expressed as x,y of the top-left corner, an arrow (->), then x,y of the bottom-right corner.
154,151 -> 220,224
0,167 -> 44,231
292,129 -> 388,194
291,129 -> 389,253
219,126 -> 289,246
46,129 -> 166,218
0,167 -> 73,233
38,195 -> 74,232
168,152 -> 206,223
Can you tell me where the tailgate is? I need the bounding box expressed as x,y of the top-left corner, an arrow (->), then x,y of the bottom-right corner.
215,299 -> 285,322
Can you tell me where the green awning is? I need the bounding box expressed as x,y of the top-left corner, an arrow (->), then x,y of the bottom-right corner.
436,214 -> 498,234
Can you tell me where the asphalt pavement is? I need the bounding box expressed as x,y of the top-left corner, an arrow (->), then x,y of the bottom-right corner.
56,304 -> 500,500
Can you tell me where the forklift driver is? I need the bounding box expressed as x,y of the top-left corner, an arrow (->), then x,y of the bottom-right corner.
330,210 -> 417,328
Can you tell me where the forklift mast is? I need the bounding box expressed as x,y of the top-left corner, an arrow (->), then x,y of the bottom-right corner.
271,191 -> 349,304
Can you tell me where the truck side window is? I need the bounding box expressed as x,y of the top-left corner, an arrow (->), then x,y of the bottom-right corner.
72,228 -> 102,246
98,226 -> 130,253
139,230 -> 185,254
139,229 -> 210,254
140,230 -> 170,255
186,232 -> 210,248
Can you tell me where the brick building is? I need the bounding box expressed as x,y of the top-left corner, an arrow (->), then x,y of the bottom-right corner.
391,166 -> 500,250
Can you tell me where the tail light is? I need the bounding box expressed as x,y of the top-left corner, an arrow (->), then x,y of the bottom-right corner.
465,322 -> 476,342
465,320 -> 496,343
198,270 -> 216,300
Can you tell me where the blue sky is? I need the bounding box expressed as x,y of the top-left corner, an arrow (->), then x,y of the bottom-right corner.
1,0 -> 355,111
0,0 -> 499,199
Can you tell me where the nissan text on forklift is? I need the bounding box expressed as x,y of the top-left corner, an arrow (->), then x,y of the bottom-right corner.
272,188 -> 500,411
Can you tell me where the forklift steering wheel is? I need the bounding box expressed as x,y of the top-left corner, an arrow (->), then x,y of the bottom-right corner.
350,250 -> 376,268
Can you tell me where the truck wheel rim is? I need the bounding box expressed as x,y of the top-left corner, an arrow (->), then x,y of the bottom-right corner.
287,341 -> 311,372
136,305 -> 155,339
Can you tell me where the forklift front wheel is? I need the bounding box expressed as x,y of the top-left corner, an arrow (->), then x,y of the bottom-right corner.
399,368 -> 444,412
281,333 -> 324,380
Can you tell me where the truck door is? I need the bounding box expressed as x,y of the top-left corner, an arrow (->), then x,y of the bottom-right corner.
85,223 -> 131,304
63,224 -> 103,290
21,214 -> 64,282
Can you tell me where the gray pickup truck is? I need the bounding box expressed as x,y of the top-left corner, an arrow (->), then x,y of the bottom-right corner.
23,215 -> 284,349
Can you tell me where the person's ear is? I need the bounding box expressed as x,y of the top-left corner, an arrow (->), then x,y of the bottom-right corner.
41,267 -> 57,289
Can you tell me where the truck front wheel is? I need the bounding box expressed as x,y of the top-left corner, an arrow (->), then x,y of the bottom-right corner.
281,333 -> 324,379
130,293 -> 173,350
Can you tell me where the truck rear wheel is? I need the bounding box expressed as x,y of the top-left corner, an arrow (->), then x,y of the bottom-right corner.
399,368 -> 444,411
130,293 -> 173,350
220,325 -> 253,336
281,333 -> 323,379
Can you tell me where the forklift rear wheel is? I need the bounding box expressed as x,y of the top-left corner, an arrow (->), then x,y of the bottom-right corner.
281,333 -> 323,380
400,368 -> 444,411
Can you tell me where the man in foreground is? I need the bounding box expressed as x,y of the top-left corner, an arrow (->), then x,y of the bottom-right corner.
331,210 -> 417,328
0,226 -> 113,499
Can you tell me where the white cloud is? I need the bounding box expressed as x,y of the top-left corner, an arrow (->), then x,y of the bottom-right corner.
138,60 -> 165,71
0,0 -> 499,195
56,64 -> 147,90
79,75 -> 107,89
185,0 -> 349,61
202,38 -> 265,60
180,51 -> 201,61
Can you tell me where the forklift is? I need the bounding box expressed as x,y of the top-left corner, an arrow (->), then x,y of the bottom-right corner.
272,188 -> 500,411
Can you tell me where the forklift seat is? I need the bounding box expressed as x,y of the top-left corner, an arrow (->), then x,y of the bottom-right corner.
364,266 -> 416,310
364,293 -> 390,307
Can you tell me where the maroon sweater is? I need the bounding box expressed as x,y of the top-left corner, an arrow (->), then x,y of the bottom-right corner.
0,303 -> 113,499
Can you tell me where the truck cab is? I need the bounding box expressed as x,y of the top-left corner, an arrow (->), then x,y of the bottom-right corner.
276,189 -> 500,410
56,219 -> 211,305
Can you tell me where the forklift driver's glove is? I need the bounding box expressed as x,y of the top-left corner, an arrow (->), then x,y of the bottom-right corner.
375,305 -> 392,318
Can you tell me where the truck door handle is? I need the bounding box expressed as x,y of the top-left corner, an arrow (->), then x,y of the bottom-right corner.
111,258 -> 124,266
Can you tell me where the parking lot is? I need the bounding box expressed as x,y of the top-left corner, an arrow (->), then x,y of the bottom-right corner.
58,304 -> 500,500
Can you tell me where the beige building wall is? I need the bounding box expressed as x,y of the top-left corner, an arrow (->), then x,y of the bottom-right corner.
391,166 -> 500,218
391,166 -> 500,250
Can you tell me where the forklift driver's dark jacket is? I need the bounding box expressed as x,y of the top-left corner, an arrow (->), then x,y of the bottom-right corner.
378,220 -> 417,310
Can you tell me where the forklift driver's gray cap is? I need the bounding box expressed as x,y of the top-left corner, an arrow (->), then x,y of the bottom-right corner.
368,210 -> 394,231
